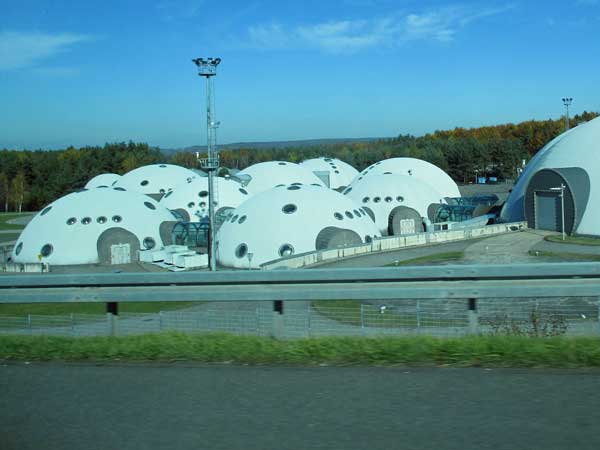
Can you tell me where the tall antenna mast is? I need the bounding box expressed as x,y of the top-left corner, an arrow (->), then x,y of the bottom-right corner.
192,56 -> 221,271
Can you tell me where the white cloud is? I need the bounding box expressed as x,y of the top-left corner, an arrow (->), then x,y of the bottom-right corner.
0,31 -> 91,71
246,4 -> 514,54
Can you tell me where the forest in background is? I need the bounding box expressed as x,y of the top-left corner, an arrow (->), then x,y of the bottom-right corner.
1,111 -> 597,212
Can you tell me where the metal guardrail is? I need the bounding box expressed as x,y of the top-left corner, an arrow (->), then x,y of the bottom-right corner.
1,262 -> 600,304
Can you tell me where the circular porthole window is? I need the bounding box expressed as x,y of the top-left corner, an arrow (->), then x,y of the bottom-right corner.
15,242 -> 23,255
81,217 -> 92,225
112,215 -> 122,223
354,209 -> 361,217
287,185 -> 301,191
385,196 -> 393,203
188,202 -> 195,208
144,201 -> 156,210
334,170 -> 340,174
140,180 -> 149,186
97,216 -> 107,224
384,172 -> 392,175
199,190 -> 208,198
235,243 -> 248,259
279,244 -> 294,257
278,162 -> 287,166
143,237 -> 156,250
311,183 -> 321,187
66,217 -> 77,225
231,215 -> 239,223
345,211 -> 354,219
282,204 -> 297,214
159,164 -> 167,168
238,215 -> 247,224
40,244 -> 53,257
362,197 -> 370,203
344,187 -> 352,194
374,197 -> 381,203
159,189 -> 165,194
365,235 -> 372,243
239,188 -> 248,195
40,206 -> 52,216
397,196 -> 404,202
199,202 -> 206,208
334,212 -> 343,220
98,185 -> 108,188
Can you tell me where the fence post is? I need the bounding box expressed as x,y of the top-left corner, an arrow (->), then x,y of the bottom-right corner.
468,298 -> 479,335
27,314 -> 32,335
255,307 -> 260,335
416,300 -> 421,332
272,300 -> 284,339
360,304 -> 365,334
70,313 -> 75,336
306,302 -> 311,338
159,311 -> 163,331
106,302 -> 119,337
597,299 -> 600,336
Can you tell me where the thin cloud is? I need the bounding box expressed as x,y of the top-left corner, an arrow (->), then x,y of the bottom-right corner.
0,31 -> 91,71
155,0 -> 205,21
246,4 -> 514,54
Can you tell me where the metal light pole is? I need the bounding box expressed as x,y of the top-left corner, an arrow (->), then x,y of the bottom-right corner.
562,97 -> 573,131
192,57 -> 221,271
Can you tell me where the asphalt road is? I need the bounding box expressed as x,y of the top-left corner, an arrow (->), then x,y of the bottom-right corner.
2,363 -> 599,450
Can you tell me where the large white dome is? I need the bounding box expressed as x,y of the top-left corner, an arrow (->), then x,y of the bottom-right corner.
113,164 -> 198,197
160,176 -> 252,222
85,173 -> 121,189
344,174 -> 445,234
349,157 -> 460,198
237,161 -> 325,194
300,157 -> 359,190
216,184 -> 380,268
12,188 -> 176,265
501,117 -> 600,235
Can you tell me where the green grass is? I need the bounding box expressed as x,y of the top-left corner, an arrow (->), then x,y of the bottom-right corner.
2,333 -> 600,367
0,212 -> 30,231
0,302 -> 197,316
544,235 -> 600,246
528,250 -> 600,261
384,251 -> 464,266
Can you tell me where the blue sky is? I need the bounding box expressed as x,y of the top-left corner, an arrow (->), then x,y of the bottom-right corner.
1,0 -> 599,149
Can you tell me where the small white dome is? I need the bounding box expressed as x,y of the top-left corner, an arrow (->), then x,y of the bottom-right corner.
350,157 -> 460,198
85,173 -> 121,189
238,161 -> 325,194
344,174 -> 445,234
114,164 -> 198,196
216,184 -> 380,268
12,188 -> 176,265
300,157 -> 359,190
160,177 -> 252,222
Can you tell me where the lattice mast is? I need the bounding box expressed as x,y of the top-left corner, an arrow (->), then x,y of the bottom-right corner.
192,57 -> 221,271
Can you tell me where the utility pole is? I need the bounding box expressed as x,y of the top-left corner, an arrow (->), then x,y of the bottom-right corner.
562,97 -> 573,131
192,57 -> 221,271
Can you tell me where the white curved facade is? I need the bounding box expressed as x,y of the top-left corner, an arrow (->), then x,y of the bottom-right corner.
12,188 -> 175,265
85,173 -> 121,189
344,174 -> 445,234
300,157 -> 359,190
216,184 -> 380,268
350,157 -> 460,198
501,117 -> 600,235
160,176 -> 252,222
113,164 -> 198,196
237,161 -> 325,194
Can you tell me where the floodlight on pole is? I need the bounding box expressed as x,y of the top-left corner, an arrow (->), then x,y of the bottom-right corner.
192,56 -> 221,271
562,97 -> 573,131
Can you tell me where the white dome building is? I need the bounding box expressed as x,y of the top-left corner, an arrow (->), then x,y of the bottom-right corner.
113,164 -> 198,199
85,173 -> 121,189
501,117 -> 600,235
160,176 -> 252,222
216,184 -> 380,268
350,157 -> 460,198
344,174 -> 445,235
300,157 -> 359,190
11,187 -> 177,265
237,161 -> 325,194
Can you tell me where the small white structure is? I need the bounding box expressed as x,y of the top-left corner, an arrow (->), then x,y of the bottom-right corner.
216,184 -> 380,268
85,173 -> 121,189
300,157 -> 359,190
237,161 -> 325,194
113,164 -> 198,198
344,174 -> 445,235
160,176 -> 252,222
11,188 -> 176,265
350,157 -> 460,198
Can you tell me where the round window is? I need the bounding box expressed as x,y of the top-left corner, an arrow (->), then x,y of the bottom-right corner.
374,197 -> 381,203
15,242 -> 23,255
199,190 -> 208,198
112,215 -> 122,223
397,196 -> 404,202
97,216 -> 107,224
282,204 -> 297,214
188,202 -> 195,208
140,180 -> 149,186
362,197 -> 370,203
384,172 -> 392,175
159,189 -> 165,194
144,201 -> 156,210
354,209 -> 361,217
334,212 -> 343,220
287,185 -> 301,191
40,244 -> 53,257
66,217 -> 77,225
345,211 -> 354,219
231,215 -> 239,223
279,244 -> 294,257
239,188 -> 248,195
98,185 -> 108,188
81,217 -> 92,225
278,162 -> 287,165
334,170 -> 340,174
344,187 -> 352,194
311,183 -> 321,187
365,235 -> 372,243
143,237 -> 156,250
385,196 -> 393,203
199,202 -> 207,208
235,243 -> 248,259
40,206 -> 52,216
159,164 -> 167,168
238,215 -> 247,224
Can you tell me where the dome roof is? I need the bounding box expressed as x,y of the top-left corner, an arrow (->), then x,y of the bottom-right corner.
350,157 -> 460,198
85,173 -> 121,189
160,176 -> 252,222
113,164 -> 198,197
237,161 -> 325,194
12,188 -> 175,265
300,157 -> 359,190
501,117 -> 600,235
344,174 -> 445,234
216,184 -> 380,268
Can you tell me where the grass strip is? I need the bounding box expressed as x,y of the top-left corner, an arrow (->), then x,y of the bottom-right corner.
528,250 -> 600,261
384,251 -> 464,266
544,235 -> 600,246
2,333 -> 600,367
0,301 -> 197,316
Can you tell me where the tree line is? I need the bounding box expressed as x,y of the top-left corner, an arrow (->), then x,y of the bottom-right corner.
1,112 -> 597,212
